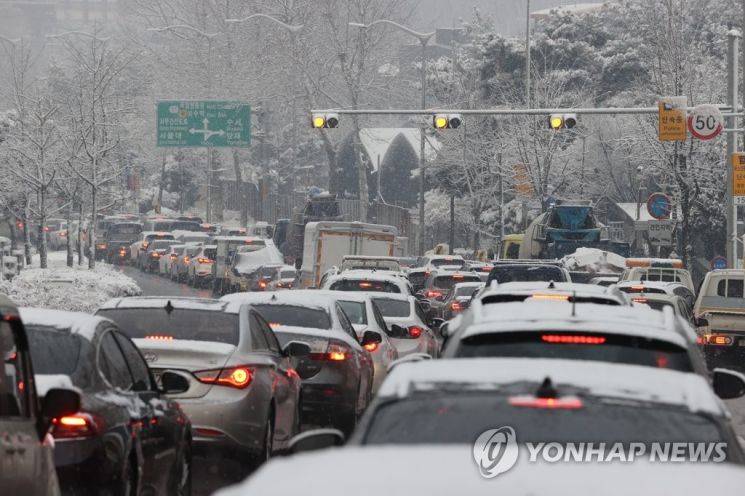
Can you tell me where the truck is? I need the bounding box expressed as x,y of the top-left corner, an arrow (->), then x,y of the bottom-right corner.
300,222 -> 398,289
286,194 -> 345,263
519,200 -> 629,260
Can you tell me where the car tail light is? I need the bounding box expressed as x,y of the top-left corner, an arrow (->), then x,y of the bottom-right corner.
426,290 -> 442,299
51,413 -> 100,439
151,252 -> 161,258
197,257 -> 212,264
453,274 -> 464,279
142,241 -> 149,249
259,280 -> 267,289
359,282 -> 372,289
708,334 -> 734,346
363,342 -> 379,352
630,285 -> 645,292
482,266 -> 493,272
530,294 -> 569,301
145,335 -> 173,341
60,231 -> 66,237
183,256 -> 190,264
509,396 -> 583,409
450,302 -> 462,311
696,335 -> 705,345
194,366 -> 253,389
97,243 -> 107,250
541,334 -> 606,345
310,342 -> 349,362
276,282 -> 284,288
408,326 -> 423,338
632,297 -> 648,304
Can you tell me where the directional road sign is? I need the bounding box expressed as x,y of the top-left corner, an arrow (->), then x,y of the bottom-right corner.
157,101 -> 251,148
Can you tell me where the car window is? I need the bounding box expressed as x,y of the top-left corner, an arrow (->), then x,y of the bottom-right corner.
717,279 -> 744,298
336,305 -> 359,340
99,331 -> 134,391
26,326 -> 94,390
257,316 -> 282,354
250,313 -> 270,351
114,333 -> 153,392
414,301 -> 427,322
373,298 -> 412,318
339,301 -> 368,325
252,305 -> 331,330
0,321 -> 29,417
371,302 -> 389,333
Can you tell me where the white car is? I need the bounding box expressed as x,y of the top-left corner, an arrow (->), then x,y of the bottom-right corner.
366,293 -> 439,359
321,270 -> 414,296
419,254 -> 467,272
186,244 -> 217,287
477,281 -> 632,306
158,244 -> 186,276
616,280 -> 695,308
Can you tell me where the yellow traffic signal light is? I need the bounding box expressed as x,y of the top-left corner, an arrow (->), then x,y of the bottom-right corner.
548,113 -> 578,130
311,113 -> 339,129
433,114 -> 463,129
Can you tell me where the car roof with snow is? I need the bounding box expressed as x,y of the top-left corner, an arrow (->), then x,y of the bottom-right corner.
459,300 -> 688,347
325,271 -> 407,284
20,307 -> 109,341
98,296 -> 229,312
377,358 -> 723,415
221,290 -> 336,313
477,281 -> 630,304
214,447 -> 745,496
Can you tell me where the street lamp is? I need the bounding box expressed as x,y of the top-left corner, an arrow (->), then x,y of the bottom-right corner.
349,20 -> 436,256
225,13 -> 304,33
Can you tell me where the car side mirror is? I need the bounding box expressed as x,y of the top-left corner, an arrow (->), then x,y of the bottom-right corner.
713,368 -> 745,399
284,341 -> 311,357
288,429 -> 345,454
439,322 -> 450,339
418,300 -> 432,311
160,370 -> 190,395
360,330 -> 382,346
431,318 -> 445,330
414,292 -> 426,300
41,388 -> 80,424
695,317 -> 709,328
389,324 -> 408,338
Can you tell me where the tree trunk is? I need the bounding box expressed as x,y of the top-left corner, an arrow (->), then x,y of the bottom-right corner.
66,199 -> 74,268
23,200 -> 31,266
77,202 -> 84,266
38,188 -> 47,270
156,154 -> 166,214
89,186 -> 96,269
233,148 -> 248,227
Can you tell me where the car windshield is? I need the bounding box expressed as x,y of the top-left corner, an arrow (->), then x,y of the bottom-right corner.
151,240 -> 174,250
339,301 -> 367,325
433,275 -> 481,290
372,298 -> 411,318
147,234 -> 174,241
203,248 -> 217,259
252,304 -> 331,329
362,392 -> 723,446
454,332 -> 692,371
329,279 -> 401,293
431,258 -> 465,268
489,265 -> 567,283
97,308 -> 239,345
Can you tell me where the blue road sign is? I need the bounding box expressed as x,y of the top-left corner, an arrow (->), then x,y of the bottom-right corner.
710,256 -> 727,271
646,193 -> 672,220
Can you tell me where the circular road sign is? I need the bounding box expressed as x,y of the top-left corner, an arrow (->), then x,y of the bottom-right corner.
687,104 -> 723,140
710,256 -> 728,271
647,192 -> 672,220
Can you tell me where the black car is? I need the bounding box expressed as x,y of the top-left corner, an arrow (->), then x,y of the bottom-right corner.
139,239 -> 178,272
421,271 -> 481,317
21,307 -> 192,496
105,222 -> 143,264
0,296 -> 80,495
487,261 -> 571,284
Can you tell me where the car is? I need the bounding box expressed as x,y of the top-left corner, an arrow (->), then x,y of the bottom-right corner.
250,264 -> 288,292
186,244 -> 217,287
421,270 -> 482,316
440,281 -> 485,320
214,448 -> 745,496
368,293 -> 440,358
21,307 -> 193,495
405,267 -> 429,293
589,275 -> 621,286
628,292 -> 695,324
96,297 -> 306,473
616,280 -> 695,309
223,243 -> 285,294
221,291 -> 378,434
322,270 -> 414,295
620,258 -> 695,292
340,255 -> 401,273
419,254 -> 467,271
172,230 -> 211,245
0,295 -> 81,496
212,236 -> 270,294
139,239 -> 178,272
475,281 -> 632,307
159,244 -> 187,276
487,260 -> 572,284
103,222 -> 143,263
265,265 -> 299,291
129,231 -> 175,264
322,291 -> 399,392
171,244 -> 204,283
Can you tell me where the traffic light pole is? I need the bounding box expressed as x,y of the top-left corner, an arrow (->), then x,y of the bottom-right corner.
419,39 -> 427,256
311,106 -> 738,116
727,30 -> 741,268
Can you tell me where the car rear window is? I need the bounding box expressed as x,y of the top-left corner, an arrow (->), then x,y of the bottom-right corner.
433,275 -> 481,290
372,298 -> 411,318
488,265 -> 567,284
97,309 -> 239,345
454,331 -> 692,372
362,393 -> 724,446
339,301 -> 367,325
431,258 -> 465,268
26,327 -> 82,375
455,285 -> 481,297
252,304 -> 331,330
329,280 -> 401,293
408,272 -> 427,288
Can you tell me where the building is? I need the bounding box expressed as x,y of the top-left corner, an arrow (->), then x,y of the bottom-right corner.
0,0 -> 120,39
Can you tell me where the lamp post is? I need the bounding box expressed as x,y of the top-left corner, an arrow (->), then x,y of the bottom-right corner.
349,20 -> 435,256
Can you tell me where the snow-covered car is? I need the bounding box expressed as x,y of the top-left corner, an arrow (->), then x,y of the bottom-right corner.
265,265 -> 299,291
616,280 -> 695,309
221,290 -> 378,434
475,281 -> 632,307
340,255 -> 401,273
186,244 -> 217,287
620,258 -> 695,292
419,254 -> 467,272
321,270 -> 414,295
172,230 -> 211,245
129,231 -> 175,264
627,292 -> 695,324
159,244 -> 186,276
368,294 -> 439,358
222,243 -> 285,294
138,239 -> 178,272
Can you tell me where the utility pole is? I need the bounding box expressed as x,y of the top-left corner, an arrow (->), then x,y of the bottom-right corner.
419,39 -> 428,256
525,0 -> 531,107
727,30 -> 741,268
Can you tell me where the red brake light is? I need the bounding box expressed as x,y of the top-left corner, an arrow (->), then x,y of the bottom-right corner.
310,343 -> 348,361
530,294 -> 569,301
51,413 -> 99,438
482,266 -> 493,272
453,274 -> 464,279
509,396 -> 583,409
363,342 -> 379,352
632,297 -> 648,304
426,290 -> 442,299
450,302 -> 462,311
142,241 -> 150,249
183,256 -> 190,264
710,335 -> 733,346
630,285 -> 646,292
145,335 -> 173,341
541,335 -> 606,345
197,257 -> 212,264
259,281 -> 267,289
408,326 -> 423,338
195,366 -> 253,389
151,252 -> 161,258
268,322 -> 281,327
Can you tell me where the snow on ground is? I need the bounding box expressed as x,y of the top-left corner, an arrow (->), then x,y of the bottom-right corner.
0,251 -> 141,313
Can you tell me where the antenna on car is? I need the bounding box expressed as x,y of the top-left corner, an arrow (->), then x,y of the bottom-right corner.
571,291 -> 577,317
271,294 -> 277,302
164,300 -> 174,315
548,280 -> 556,289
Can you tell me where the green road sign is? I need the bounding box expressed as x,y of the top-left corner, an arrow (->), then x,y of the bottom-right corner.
157,101 -> 251,148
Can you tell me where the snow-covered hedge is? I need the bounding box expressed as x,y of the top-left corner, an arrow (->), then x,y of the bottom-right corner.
0,264 -> 142,313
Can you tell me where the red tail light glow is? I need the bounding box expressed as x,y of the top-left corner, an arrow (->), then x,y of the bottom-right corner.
509,396 -> 583,409
195,366 -> 253,389
450,302 -> 462,311
453,274 -> 464,279
363,342 -> 379,352
197,257 -> 212,264
359,282 -> 372,289
183,256 -> 190,264
145,335 -> 174,341
259,281 -> 267,289
709,335 -> 733,346
51,413 -> 99,439
541,335 -> 606,345
530,294 -> 569,301
408,326 -> 423,338
310,343 -> 349,362
426,290 -> 442,299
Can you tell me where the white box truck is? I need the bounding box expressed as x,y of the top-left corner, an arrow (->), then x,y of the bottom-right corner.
300,222 -> 399,288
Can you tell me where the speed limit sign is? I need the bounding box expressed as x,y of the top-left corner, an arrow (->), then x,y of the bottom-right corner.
687,104 -> 724,140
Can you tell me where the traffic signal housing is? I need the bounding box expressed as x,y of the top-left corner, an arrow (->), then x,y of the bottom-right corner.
312,113 -> 339,129
548,113 -> 578,130
433,114 -> 463,129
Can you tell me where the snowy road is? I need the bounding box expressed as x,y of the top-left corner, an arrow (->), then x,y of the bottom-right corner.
115,263 -> 213,298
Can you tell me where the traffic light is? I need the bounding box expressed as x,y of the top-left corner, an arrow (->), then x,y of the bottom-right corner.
433,114 -> 463,129
311,113 -> 339,129
548,113 -> 578,130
